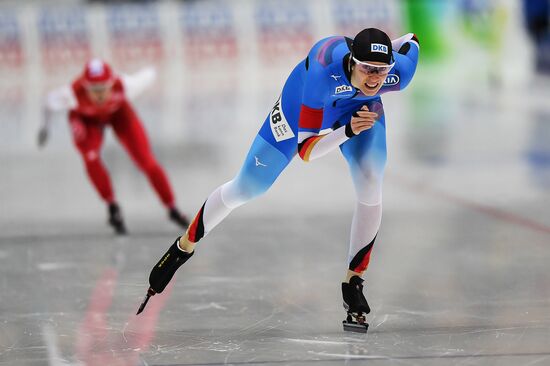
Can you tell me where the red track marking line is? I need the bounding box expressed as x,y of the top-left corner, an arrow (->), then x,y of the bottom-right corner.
394,175 -> 550,236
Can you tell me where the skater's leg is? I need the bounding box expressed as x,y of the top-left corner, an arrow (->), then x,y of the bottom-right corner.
137,67 -> 302,313
341,101 -> 387,281
181,81 -> 301,251
70,113 -> 127,233
140,131 -> 295,307
70,113 -> 115,203
346,202 -> 382,280
112,102 -> 176,208
181,132 -> 294,252
340,101 -> 386,331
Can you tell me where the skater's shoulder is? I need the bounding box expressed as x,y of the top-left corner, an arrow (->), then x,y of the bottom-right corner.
311,35 -> 348,49
111,77 -> 125,94
71,75 -> 91,97
308,36 -> 352,70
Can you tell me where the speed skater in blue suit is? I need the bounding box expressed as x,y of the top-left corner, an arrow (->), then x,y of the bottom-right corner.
138,28 -> 419,333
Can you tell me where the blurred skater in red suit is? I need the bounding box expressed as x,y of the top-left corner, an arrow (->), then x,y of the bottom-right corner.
38,59 -> 189,234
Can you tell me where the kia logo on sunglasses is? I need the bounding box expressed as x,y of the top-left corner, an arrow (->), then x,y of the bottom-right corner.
371,43 -> 388,54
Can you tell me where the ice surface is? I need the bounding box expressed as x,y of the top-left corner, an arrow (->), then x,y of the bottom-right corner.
1,1 -> 550,364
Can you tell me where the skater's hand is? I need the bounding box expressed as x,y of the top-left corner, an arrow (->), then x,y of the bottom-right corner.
350,105 -> 378,135
37,126 -> 49,148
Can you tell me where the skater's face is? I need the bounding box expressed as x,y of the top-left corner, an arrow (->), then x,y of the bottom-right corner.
350,60 -> 392,96
86,83 -> 113,105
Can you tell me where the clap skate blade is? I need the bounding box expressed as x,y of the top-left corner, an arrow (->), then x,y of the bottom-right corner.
343,313 -> 369,333
136,288 -> 155,315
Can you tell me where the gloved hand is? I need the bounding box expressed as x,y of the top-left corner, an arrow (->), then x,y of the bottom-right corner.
37,126 -> 49,148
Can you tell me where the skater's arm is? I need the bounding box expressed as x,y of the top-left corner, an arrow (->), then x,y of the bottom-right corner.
296,62 -> 335,162
38,86 -> 77,147
391,33 -> 420,91
45,85 -> 78,112
37,107 -> 52,148
297,105 -> 379,162
391,33 -> 419,56
298,124 -> 351,161
120,66 -> 156,100
297,98 -> 345,162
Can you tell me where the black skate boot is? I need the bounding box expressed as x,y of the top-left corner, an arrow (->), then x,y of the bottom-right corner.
137,236 -> 194,314
342,275 -> 370,333
168,207 -> 190,229
108,203 -> 127,235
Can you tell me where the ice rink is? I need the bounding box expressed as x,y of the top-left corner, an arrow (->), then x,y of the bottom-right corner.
1,1 -> 550,365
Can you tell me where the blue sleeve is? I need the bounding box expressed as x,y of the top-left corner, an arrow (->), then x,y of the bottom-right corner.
295,40 -> 333,142
297,61 -> 328,139
301,51 -> 330,109
394,41 -> 419,91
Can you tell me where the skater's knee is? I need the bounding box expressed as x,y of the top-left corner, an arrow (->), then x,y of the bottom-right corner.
83,149 -> 100,164
136,157 -> 158,173
224,174 -> 271,205
353,170 -> 383,205
356,185 -> 383,205
234,177 -> 269,201
351,158 -> 385,205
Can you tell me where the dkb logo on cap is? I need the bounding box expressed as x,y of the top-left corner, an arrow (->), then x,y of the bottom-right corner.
371,43 -> 388,54
353,28 -> 393,64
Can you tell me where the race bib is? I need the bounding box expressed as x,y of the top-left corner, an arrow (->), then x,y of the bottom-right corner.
270,95 -> 295,142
